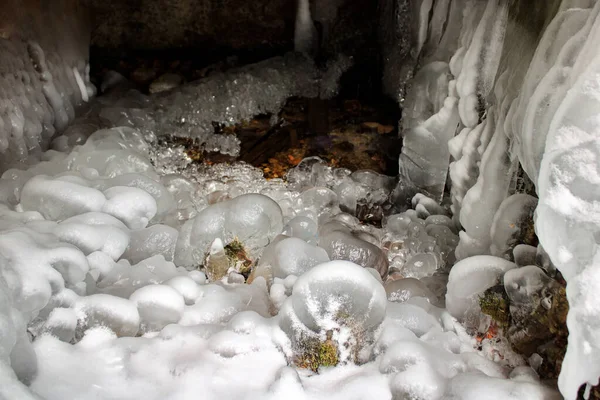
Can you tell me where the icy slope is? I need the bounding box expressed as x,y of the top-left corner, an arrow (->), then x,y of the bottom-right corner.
397,0 -> 600,397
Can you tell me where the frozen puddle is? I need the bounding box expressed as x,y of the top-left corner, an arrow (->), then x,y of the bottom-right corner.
0,110 -> 561,399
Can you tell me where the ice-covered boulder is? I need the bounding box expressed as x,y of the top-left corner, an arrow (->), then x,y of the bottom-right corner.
279,260 -> 387,364
41,307 -> 78,343
129,284 -> 185,332
385,277 -> 439,306
20,175 -> 106,221
96,255 -> 181,299
164,276 -> 200,305
101,186 -> 157,230
294,187 -> 340,224
53,222 -> 130,260
446,255 -> 516,326
74,294 -> 140,337
98,173 -> 175,222
281,216 -> 318,245
175,194 -> 283,268
121,224 -> 178,264
258,237 -> 329,279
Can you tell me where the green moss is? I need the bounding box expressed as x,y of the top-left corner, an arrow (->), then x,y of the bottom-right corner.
224,238 -> 253,279
224,238 -> 245,259
479,285 -> 511,328
295,332 -> 339,372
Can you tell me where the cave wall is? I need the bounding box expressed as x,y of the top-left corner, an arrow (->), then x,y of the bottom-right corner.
378,0 -> 416,103
86,0 -> 379,56
86,0 -> 382,98
0,0 -> 93,168
87,0 -> 296,51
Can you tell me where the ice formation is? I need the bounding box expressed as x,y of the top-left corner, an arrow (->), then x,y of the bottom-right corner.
1,31 -> 352,165
1,0 -> 600,398
398,0 -> 600,397
151,53 -> 352,152
0,98 -> 558,398
0,35 -> 92,169
294,0 -> 318,57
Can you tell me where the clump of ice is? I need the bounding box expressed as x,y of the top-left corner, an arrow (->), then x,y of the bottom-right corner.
319,223 -> 389,278
259,237 -> 330,279
446,255 -> 516,328
174,194 -> 284,267
279,260 -> 387,365
129,284 -> 185,332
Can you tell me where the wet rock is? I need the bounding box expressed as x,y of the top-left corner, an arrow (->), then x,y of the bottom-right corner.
479,265 -> 569,381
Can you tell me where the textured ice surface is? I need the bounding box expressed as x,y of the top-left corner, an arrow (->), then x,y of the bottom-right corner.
1,39 -> 351,168
1,3 -> 586,396
0,37 -> 93,167
259,237 -> 329,279
446,256 -> 516,327
0,121 -> 560,400
401,4 -> 600,395
175,194 -> 284,267
150,53 -> 351,152
536,33 -> 600,396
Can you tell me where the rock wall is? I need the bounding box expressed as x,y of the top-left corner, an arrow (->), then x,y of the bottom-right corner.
87,0 -> 295,51
0,0 -> 93,168
87,0 -> 379,56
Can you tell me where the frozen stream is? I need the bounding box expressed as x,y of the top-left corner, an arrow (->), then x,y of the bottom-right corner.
0,79 -> 559,400
3,0 -> 600,399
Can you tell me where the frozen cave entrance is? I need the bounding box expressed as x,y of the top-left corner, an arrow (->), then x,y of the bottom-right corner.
1,1 -> 600,400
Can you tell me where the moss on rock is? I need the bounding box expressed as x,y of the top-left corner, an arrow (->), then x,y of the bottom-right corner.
294,331 -> 339,372
224,238 -> 253,279
479,284 -> 511,328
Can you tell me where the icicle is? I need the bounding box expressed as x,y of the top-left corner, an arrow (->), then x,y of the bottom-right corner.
584,383 -> 591,400
73,67 -> 89,103
205,238 -> 229,281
